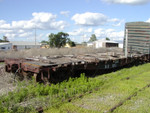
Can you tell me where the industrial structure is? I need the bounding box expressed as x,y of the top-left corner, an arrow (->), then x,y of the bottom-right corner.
0,42 -> 12,51
87,40 -> 119,48
124,22 -> 150,54
0,41 -> 42,51
10,41 -> 41,50
4,50 -> 150,83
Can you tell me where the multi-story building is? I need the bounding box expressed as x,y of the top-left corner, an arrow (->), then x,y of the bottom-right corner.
124,22 -> 150,54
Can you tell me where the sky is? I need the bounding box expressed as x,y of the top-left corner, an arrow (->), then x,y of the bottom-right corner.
1,0 -> 150,43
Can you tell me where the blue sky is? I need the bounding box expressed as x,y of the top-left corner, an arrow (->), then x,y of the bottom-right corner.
0,0 -> 150,43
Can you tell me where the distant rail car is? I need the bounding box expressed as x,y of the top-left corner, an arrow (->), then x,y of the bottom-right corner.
4,52 -> 150,83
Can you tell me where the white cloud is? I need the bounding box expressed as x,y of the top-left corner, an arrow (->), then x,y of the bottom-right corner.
146,18 -> 150,22
19,32 -> 33,38
5,33 -> 17,39
102,0 -> 150,5
0,11 -> 124,43
68,28 -> 93,42
68,28 -> 93,36
1,12 -> 67,31
108,18 -> 125,26
10,12 -> 67,30
32,12 -> 56,23
11,20 -> 34,29
94,28 -> 124,41
0,29 -> 13,34
60,11 -> 70,17
72,12 -> 108,26
3,29 -> 33,40
0,12 -> 68,40
0,20 -> 10,29
72,12 -> 123,27
68,27 -> 124,43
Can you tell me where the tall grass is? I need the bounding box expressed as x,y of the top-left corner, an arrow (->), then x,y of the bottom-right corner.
0,74 -> 104,112
1,63 -> 150,113
46,63 -> 150,113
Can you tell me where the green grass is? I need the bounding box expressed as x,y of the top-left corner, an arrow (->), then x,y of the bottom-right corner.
46,63 -> 150,113
1,63 -> 150,113
0,74 -> 104,113
114,85 -> 150,113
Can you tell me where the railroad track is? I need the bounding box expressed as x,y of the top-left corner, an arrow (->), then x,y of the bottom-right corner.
107,83 -> 150,113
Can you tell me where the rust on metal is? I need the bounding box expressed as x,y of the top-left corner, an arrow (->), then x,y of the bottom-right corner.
4,52 -> 150,83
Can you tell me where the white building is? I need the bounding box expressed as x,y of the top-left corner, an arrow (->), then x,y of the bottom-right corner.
119,43 -> 123,48
0,42 -> 12,51
87,40 -> 119,48
10,41 -> 41,50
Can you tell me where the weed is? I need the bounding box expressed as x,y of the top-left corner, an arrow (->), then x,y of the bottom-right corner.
1,63 -> 150,112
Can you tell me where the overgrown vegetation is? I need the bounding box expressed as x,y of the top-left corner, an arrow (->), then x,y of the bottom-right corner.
88,34 -> 97,42
0,36 -> 9,42
1,63 -> 150,113
0,74 -> 104,112
41,32 -> 76,48
46,63 -> 150,113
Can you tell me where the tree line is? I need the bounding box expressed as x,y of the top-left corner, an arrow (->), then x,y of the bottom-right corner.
1,32 -> 110,48
41,32 -> 76,48
41,32 -> 110,48
0,36 -> 9,42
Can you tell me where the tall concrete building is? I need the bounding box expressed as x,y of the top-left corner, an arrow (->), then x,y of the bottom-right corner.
124,22 -> 150,54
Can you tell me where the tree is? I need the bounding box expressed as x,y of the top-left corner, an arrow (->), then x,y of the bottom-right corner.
82,41 -> 87,46
106,37 -> 110,41
48,32 -> 69,48
67,39 -> 76,47
41,40 -> 48,44
88,34 -> 97,42
0,36 -> 9,42
3,36 -> 9,42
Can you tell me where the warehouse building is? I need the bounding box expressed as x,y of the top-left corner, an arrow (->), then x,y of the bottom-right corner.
87,39 -> 119,48
0,42 -> 12,51
124,22 -> 150,54
10,41 -> 41,50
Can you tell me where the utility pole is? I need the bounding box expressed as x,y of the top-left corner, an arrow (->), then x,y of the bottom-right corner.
83,35 -> 85,42
125,29 -> 128,57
